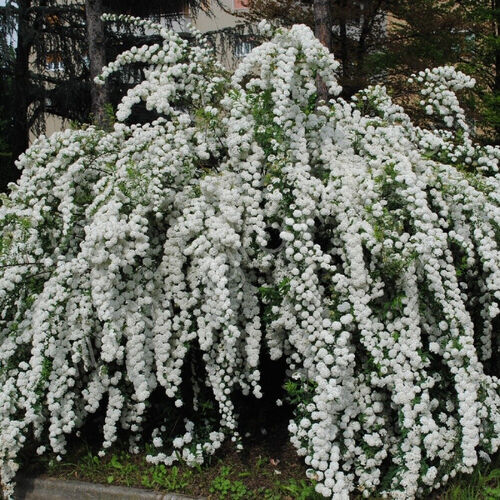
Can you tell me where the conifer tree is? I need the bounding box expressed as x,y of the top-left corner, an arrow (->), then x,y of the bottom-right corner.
0,0 -> 221,189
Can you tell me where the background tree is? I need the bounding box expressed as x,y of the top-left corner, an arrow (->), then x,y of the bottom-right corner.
0,0 -> 221,191
0,0 -> 89,190
84,0 -> 215,128
238,0 -> 390,96
377,0 -> 500,142
240,0 -> 500,142
0,0 -> 89,165
313,0 -> 331,100
0,6 -> 15,190
86,0 -> 108,127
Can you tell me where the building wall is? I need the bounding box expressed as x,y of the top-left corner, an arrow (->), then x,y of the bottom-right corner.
29,114 -> 68,144
191,0 -> 243,33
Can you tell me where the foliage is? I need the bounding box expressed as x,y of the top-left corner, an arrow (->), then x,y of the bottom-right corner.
34,438 -> 325,499
26,438 -> 500,499
0,6 -> 21,188
0,43 -> 14,190
236,0 -> 387,96
278,477 -> 323,499
0,15 -> 499,500
0,0 -> 223,186
240,0 -> 500,141
210,465 -> 251,499
438,452 -> 500,500
0,0 -> 91,163
385,0 -> 500,143
141,464 -> 193,491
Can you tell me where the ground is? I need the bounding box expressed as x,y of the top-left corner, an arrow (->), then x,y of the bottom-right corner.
20,421 -> 500,500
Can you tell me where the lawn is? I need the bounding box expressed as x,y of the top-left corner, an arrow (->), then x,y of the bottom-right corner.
21,428 -> 500,500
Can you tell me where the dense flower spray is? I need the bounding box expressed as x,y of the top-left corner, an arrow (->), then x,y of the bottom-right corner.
0,16 -> 499,499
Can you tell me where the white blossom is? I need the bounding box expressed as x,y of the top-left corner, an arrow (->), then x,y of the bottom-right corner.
0,16 -> 498,500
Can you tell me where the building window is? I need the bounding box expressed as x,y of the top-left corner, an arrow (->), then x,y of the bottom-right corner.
233,0 -> 248,10
46,53 -> 64,72
234,40 -> 253,58
45,14 -> 60,27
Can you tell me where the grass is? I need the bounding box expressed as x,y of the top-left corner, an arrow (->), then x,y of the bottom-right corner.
437,454 -> 500,500
20,432 -> 500,499
21,427 -> 324,500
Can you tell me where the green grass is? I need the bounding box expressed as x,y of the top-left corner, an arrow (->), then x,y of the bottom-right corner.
437,454 -> 500,500
22,440 -> 499,499
23,438 -> 323,499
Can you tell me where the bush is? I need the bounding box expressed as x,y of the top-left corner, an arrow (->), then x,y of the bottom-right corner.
0,16 -> 499,499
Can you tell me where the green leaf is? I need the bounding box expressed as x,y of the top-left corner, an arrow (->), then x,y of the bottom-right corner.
110,455 -> 123,470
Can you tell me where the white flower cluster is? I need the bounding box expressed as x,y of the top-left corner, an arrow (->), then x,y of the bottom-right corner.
0,17 -> 499,500
410,66 -> 475,130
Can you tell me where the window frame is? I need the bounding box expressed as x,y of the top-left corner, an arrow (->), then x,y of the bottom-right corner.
233,0 -> 249,11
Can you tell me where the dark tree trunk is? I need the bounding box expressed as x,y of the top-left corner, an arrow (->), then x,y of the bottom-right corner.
313,0 -> 332,49
313,0 -> 332,101
338,0 -> 349,81
493,0 -> 500,142
85,0 -> 109,127
11,0 -> 31,162
355,0 -> 383,94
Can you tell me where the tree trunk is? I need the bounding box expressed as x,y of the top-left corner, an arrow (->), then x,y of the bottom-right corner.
313,0 -> 332,101
355,0 -> 383,94
313,0 -> 332,49
338,0 -> 349,79
11,0 -> 31,162
493,0 -> 500,142
85,0 -> 109,127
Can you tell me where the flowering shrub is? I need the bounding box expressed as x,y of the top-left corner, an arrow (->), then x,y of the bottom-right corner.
1,16 -> 499,499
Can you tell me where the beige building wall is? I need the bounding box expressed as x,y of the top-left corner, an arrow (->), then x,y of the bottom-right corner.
190,0 -> 251,68
191,0 -> 243,33
30,115 -> 67,144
